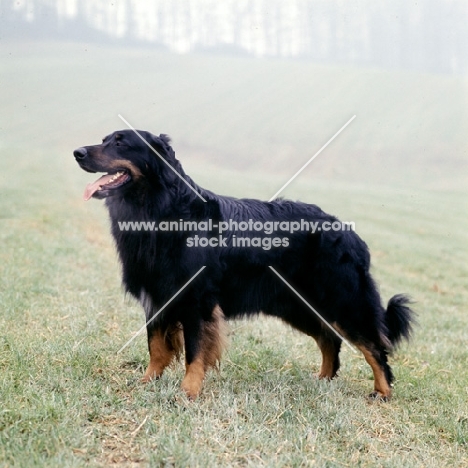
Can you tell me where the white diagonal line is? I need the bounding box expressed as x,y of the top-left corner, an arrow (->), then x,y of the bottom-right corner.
117,266 -> 206,354
117,114 -> 207,202
268,115 -> 356,202
268,266 -> 356,352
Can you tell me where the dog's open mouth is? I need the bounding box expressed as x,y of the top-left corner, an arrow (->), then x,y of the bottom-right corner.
83,171 -> 131,201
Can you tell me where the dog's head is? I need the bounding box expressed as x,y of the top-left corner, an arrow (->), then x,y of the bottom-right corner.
74,130 -> 177,200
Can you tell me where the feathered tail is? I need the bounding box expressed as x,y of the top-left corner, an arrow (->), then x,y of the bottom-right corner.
385,294 -> 416,347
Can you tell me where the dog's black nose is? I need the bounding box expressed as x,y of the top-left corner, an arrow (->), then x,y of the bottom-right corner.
74,147 -> 87,160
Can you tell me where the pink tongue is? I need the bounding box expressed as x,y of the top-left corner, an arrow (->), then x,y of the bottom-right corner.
83,174 -> 115,201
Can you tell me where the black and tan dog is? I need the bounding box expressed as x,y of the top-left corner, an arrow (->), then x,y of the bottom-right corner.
74,130 -> 414,400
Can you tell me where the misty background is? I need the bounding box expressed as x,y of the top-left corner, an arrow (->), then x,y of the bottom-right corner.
2,0 -> 467,74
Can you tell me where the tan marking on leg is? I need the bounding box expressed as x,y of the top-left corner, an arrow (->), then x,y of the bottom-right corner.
314,324 -> 343,380
180,305 -> 228,399
357,345 -> 392,399
164,323 -> 184,360
316,337 -> 337,379
201,305 -> 228,370
181,358 -> 206,400
142,325 -> 183,382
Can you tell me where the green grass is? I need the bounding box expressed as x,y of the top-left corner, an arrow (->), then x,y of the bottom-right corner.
0,41 -> 467,467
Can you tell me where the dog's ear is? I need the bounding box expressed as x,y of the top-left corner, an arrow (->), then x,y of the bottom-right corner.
158,134 -> 171,145
146,132 -> 175,161
145,132 -> 184,185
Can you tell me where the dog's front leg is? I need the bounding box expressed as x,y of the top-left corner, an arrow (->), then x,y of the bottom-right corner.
142,325 -> 183,382
180,305 -> 226,400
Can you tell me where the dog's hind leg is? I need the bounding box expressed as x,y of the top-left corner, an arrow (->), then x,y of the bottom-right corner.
181,305 -> 227,400
278,311 -> 342,380
315,333 -> 342,380
356,343 -> 393,401
333,319 -> 394,400
142,324 -> 183,382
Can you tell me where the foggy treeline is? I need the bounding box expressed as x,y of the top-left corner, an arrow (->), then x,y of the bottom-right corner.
1,0 -> 467,75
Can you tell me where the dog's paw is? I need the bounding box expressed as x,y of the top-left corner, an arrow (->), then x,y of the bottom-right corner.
141,371 -> 162,383
367,390 -> 390,402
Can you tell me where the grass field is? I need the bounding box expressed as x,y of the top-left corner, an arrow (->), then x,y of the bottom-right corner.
0,41 -> 467,467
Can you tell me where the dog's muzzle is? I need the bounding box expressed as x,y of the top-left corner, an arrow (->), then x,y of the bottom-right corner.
74,147 -> 88,160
